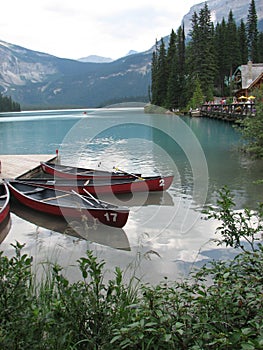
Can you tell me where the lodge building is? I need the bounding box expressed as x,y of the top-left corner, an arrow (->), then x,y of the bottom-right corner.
199,61 -> 263,121
232,61 -> 263,98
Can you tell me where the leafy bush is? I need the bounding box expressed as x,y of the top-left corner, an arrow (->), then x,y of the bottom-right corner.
0,188 -> 262,349
238,87 -> 263,158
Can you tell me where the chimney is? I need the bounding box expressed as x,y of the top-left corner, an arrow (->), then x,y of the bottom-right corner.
248,60 -> 253,80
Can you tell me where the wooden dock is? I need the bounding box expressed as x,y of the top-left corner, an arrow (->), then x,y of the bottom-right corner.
200,103 -> 256,121
0,154 -> 57,180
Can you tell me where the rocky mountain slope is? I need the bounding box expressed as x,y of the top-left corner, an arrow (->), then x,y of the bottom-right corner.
0,40 -> 151,108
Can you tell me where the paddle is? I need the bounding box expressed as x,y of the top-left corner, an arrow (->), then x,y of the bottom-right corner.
71,189 -> 95,207
82,188 -> 107,208
71,188 -> 105,208
41,193 -> 70,202
113,166 -> 144,180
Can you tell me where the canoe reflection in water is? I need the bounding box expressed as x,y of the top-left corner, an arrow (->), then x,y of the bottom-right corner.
11,201 -> 130,251
98,190 -> 174,208
0,215 -> 12,244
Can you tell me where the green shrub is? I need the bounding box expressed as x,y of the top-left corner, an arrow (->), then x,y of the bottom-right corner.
0,188 -> 262,349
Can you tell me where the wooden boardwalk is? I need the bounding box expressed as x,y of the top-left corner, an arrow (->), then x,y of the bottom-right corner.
200,103 -> 256,122
0,154 -> 57,180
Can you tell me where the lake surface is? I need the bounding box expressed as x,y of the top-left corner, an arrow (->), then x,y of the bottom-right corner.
0,108 -> 262,284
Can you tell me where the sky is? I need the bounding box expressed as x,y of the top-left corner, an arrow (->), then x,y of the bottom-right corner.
0,0 -> 202,60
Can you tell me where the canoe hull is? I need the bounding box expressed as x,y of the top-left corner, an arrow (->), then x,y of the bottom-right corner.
41,162 -> 140,180
17,175 -> 174,195
0,183 -> 10,225
7,182 -> 129,228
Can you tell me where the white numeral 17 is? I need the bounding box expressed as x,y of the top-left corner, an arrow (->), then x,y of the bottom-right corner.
104,212 -> 118,222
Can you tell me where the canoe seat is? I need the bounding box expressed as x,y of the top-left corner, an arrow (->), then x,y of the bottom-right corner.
60,167 -> 72,171
23,187 -> 45,195
80,171 -> 93,175
41,193 -> 70,202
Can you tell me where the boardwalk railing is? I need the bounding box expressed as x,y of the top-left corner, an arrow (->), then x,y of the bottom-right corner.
200,103 -> 256,122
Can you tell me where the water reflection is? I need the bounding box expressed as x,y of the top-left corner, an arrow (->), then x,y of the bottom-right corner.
0,215 -> 11,244
1,108 -> 263,284
11,201 -> 130,251
99,190 -> 174,207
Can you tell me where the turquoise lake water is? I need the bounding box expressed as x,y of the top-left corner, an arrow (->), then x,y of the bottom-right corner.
0,108 -> 262,283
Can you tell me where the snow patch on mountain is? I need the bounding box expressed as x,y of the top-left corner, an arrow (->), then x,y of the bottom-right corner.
78,55 -> 113,63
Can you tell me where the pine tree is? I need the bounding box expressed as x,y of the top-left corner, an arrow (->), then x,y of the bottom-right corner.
187,11 -> 200,76
258,32 -> 263,62
187,76 -> 204,110
177,25 -> 186,107
187,3 -> 216,100
165,26 -> 186,110
247,0 -> 259,62
165,29 -> 178,110
166,53 -> 178,111
238,19 -> 248,64
0,93 -> 21,112
226,11 -> 241,72
225,10 -> 242,97
166,29 -> 177,71
155,38 -> 168,106
214,19 -> 228,95
151,42 -> 159,105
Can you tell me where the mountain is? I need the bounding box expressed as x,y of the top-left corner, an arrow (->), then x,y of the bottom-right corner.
78,51 -> 138,64
182,0 -> 263,36
0,0 -> 263,109
0,40 -> 151,109
78,55 -> 113,63
126,50 -> 138,56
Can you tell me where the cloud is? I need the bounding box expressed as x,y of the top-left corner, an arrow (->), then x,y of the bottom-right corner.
0,0 -> 201,59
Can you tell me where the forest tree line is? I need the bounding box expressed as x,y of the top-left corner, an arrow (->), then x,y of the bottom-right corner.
0,93 -> 21,112
151,0 -> 263,111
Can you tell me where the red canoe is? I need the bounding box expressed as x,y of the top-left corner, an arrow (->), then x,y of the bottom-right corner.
40,162 -> 141,180
6,180 -> 129,228
0,182 -> 10,225
16,174 -> 174,195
